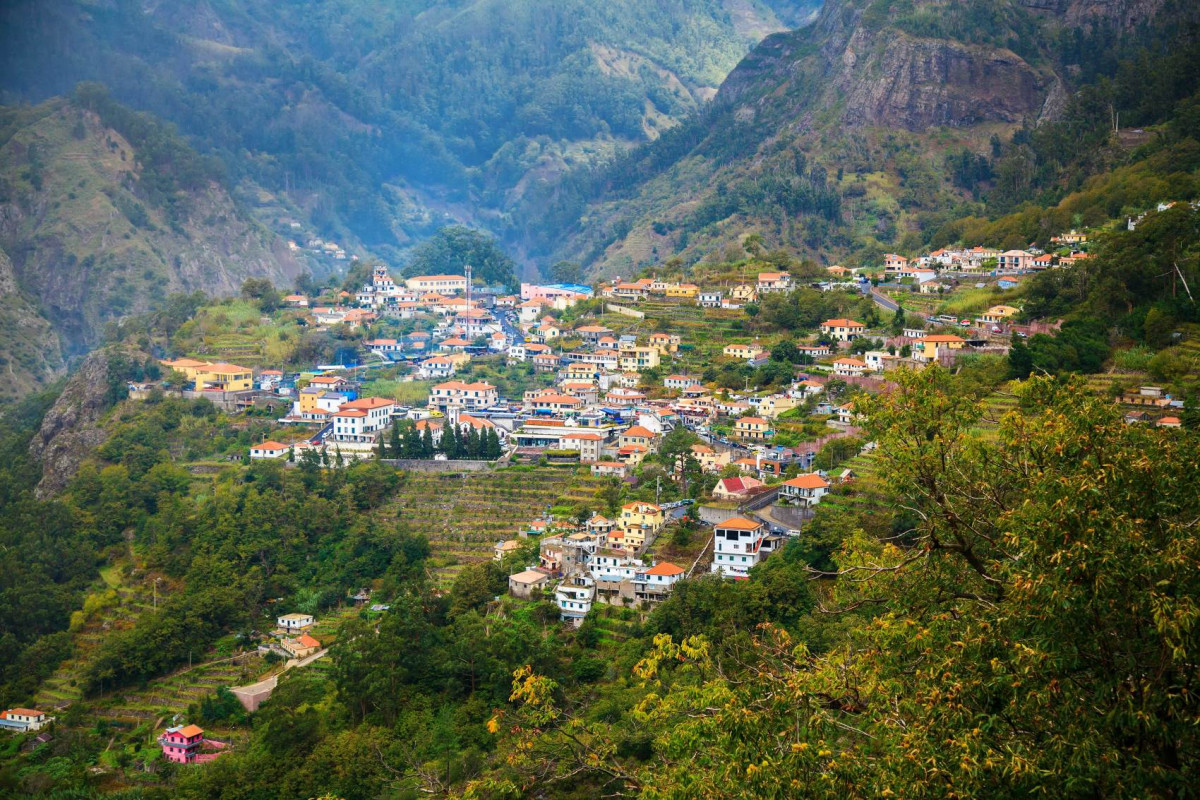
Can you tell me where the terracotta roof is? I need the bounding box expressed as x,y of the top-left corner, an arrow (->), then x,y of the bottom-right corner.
622,425 -> 655,439
622,501 -> 662,512
784,473 -> 831,489
924,335 -> 965,343
4,708 -> 43,718
510,569 -> 549,584
433,380 -> 496,392
643,562 -> 685,576
254,441 -> 289,451
821,318 -> 865,327
736,416 -> 770,425
335,409 -> 367,417
341,397 -> 394,410
834,358 -> 867,366
715,517 -> 763,531
178,724 -> 204,738
296,634 -> 321,648
563,432 -> 604,440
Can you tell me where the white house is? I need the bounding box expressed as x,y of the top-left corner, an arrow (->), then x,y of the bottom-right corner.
780,473 -> 831,507
833,357 -> 869,377
555,574 -> 595,626
331,397 -> 395,443
429,381 -> 498,413
250,441 -> 290,460
710,517 -> 770,580
277,613 -> 314,632
0,709 -> 52,732
698,291 -> 723,308
632,562 -> 686,604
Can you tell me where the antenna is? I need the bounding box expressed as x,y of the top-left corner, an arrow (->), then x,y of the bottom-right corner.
464,264 -> 473,308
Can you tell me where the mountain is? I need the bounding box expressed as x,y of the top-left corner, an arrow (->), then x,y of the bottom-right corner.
0,0 -> 821,263
0,93 -> 300,398
523,0 -> 1196,275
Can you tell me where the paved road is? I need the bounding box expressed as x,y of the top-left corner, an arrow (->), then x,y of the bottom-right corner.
870,290 -> 900,312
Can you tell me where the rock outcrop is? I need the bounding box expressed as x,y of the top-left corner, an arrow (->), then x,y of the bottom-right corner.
28,348 -> 125,498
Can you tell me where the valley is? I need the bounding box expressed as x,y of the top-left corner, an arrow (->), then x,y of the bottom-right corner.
0,0 -> 1198,797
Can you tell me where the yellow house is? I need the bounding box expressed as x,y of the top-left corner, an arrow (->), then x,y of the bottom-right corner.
161,359 -> 253,392
665,283 -> 699,298
723,343 -> 765,360
649,332 -> 681,355
733,416 -> 774,441
618,346 -> 661,372
921,335 -> 966,362
756,395 -> 800,418
618,501 -> 665,549
729,284 -> 758,303
981,305 -> 1019,324
160,358 -> 210,382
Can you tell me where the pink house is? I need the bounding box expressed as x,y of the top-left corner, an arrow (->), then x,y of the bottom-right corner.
160,724 -> 205,763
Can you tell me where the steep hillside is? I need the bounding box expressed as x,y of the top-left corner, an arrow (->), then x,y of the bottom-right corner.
0,95 -> 299,397
0,0 -> 820,259
0,245 -> 63,402
522,0 -> 1195,275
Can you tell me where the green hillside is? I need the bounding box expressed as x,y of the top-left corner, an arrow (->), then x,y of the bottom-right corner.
0,93 -> 299,398
0,0 -> 819,258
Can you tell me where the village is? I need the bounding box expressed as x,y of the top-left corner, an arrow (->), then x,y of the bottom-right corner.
26,211 -> 1188,763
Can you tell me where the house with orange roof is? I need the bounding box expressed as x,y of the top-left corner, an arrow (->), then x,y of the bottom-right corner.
819,318 -> 866,342
833,357 -> 870,377
733,416 -> 773,441
757,271 -> 793,293
780,473 -> 831,507
160,724 -> 208,763
249,441 -> 290,460
633,561 -> 686,603
281,633 -> 322,659
649,332 -> 681,354
561,431 -> 605,462
919,334 -> 966,362
590,460 -> 628,479
0,708 -> 52,732
618,501 -> 665,549
711,516 -> 775,579
418,354 -> 459,379
405,274 -> 468,294
429,380 -> 498,413
529,393 -> 585,415
618,424 -> 657,450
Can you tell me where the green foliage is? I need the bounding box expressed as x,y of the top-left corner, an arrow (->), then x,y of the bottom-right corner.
405,226 -> 518,291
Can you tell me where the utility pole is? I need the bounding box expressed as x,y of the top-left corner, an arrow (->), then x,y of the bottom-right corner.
656,474 -> 661,505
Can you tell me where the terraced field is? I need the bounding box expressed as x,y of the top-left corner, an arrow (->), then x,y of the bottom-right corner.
380,466 -> 608,585
816,451 -> 892,521
33,566 -> 170,712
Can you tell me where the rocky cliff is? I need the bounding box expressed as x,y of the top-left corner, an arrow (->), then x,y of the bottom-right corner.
533,0 -> 1188,274
27,347 -> 128,498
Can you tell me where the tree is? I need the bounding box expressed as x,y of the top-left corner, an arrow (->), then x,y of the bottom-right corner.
548,260 -> 584,285
890,305 -> 906,335
501,369 -> 1200,798
405,226 -> 517,290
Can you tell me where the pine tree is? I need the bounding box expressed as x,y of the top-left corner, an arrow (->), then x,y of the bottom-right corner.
421,426 -> 435,458
390,424 -> 402,459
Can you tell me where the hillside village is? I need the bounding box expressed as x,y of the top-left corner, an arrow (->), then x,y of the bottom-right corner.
6,199 -> 1196,783
112,205 -> 1195,640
